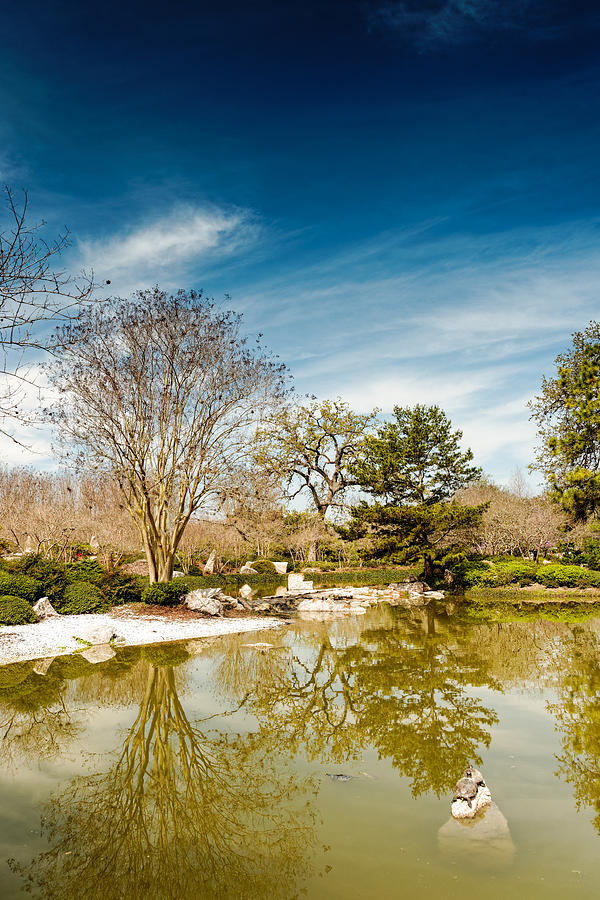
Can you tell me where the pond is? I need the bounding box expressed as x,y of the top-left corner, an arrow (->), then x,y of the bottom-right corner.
1,603 -> 600,899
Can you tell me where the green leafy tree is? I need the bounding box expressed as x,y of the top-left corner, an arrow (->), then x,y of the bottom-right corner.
342,405 -> 483,581
255,397 -> 377,559
531,322 -> 600,519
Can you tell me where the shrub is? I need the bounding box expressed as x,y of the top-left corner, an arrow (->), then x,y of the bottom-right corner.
141,581 -> 188,606
66,560 -> 105,585
100,572 -> 143,605
9,555 -> 67,604
247,558 -> 277,575
0,595 -> 38,625
0,572 -> 42,602
536,564 -> 600,588
56,582 -> 109,615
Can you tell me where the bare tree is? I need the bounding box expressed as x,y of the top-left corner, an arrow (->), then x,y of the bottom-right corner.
47,288 -> 288,582
0,186 -> 94,430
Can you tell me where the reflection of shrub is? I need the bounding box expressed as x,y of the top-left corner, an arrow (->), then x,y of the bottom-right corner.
0,660 -> 34,687
9,555 -> 67,604
66,560 -> 105,585
141,582 -> 188,606
142,645 -> 190,667
56,582 -> 108,615
0,572 -> 41,602
0,595 -> 38,625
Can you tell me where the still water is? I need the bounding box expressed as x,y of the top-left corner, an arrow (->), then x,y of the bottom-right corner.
1,603 -> 600,899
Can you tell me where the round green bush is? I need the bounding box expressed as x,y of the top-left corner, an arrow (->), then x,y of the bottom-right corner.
249,558 -> 277,575
141,581 -> 188,606
100,572 -> 143,605
56,582 -> 109,615
0,572 -> 42,602
0,595 -> 38,625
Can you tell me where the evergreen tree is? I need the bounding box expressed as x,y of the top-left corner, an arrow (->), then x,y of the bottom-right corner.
341,405 -> 484,582
531,322 -> 600,519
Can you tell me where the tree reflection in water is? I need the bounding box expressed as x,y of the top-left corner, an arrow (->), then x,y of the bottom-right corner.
228,608 -> 501,797
10,646 -> 319,900
549,624 -> 600,833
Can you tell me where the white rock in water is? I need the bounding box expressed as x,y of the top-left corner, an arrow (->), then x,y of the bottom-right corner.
185,590 -> 223,616
451,785 -> 492,820
296,597 -> 366,615
288,573 -> 307,591
75,624 -> 116,645
33,597 -> 60,619
422,590 -> 445,600
81,643 -> 116,664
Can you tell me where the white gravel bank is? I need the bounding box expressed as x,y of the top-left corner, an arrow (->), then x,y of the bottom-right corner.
0,611 -> 285,665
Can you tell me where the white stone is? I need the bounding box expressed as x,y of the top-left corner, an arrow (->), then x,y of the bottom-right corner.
288,573 -> 306,591
239,584 -> 253,600
203,550 -> 217,575
33,597 -> 59,619
81,643 -> 116,664
172,570 -> 185,578
240,563 -> 258,574
273,561 -> 288,574
185,590 -> 223,616
74,623 -> 116,645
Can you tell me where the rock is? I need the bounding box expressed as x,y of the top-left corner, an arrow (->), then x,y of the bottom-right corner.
288,574 -> 313,592
389,581 -> 430,593
185,590 -> 224,616
239,584 -> 253,600
172,570 -> 185,578
297,597 -> 366,615
422,590 -> 445,600
203,550 -> 217,575
240,564 -> 258,574
273,561 -> 288,574
75,623 -> 116,645
90,534 -> 100,550
253,602 -> 271,612
33,657 -> 55,676
326,773 -> 353,782
33,597 -> 59,619
81,643 -> 116,664
275,586 -> 288,596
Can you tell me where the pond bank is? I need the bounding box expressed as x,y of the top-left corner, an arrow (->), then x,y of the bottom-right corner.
0,608 -> 286,665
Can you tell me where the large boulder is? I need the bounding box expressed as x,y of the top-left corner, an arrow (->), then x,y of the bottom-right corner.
288,574 -> 313,592
273,561 -> 288,575
240,563 -> 258,575
185,589 -> 224,617
33,597 -> 59,619
239,584 -> 253,600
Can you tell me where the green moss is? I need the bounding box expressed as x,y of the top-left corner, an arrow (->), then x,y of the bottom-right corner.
0,595 -> 38,625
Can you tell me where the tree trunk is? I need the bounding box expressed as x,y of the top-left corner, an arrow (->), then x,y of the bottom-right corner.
307,540 -> 319,563
422,553 -> 435,585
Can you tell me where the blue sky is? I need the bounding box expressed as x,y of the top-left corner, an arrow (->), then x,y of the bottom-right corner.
2,0 -> 600,485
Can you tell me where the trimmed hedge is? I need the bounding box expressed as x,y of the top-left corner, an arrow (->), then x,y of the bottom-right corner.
0,572 -> 42,602
248,558 -> 277,575
56,582 -> 109,615
66,560 -> 105,585
0,595 -> 38,625
462,559 -> 600,589
141,581 -> 188,606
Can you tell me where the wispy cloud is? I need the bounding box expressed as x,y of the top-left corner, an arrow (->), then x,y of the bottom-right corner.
367,0 -> 599,49
78,204 -> 259,294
